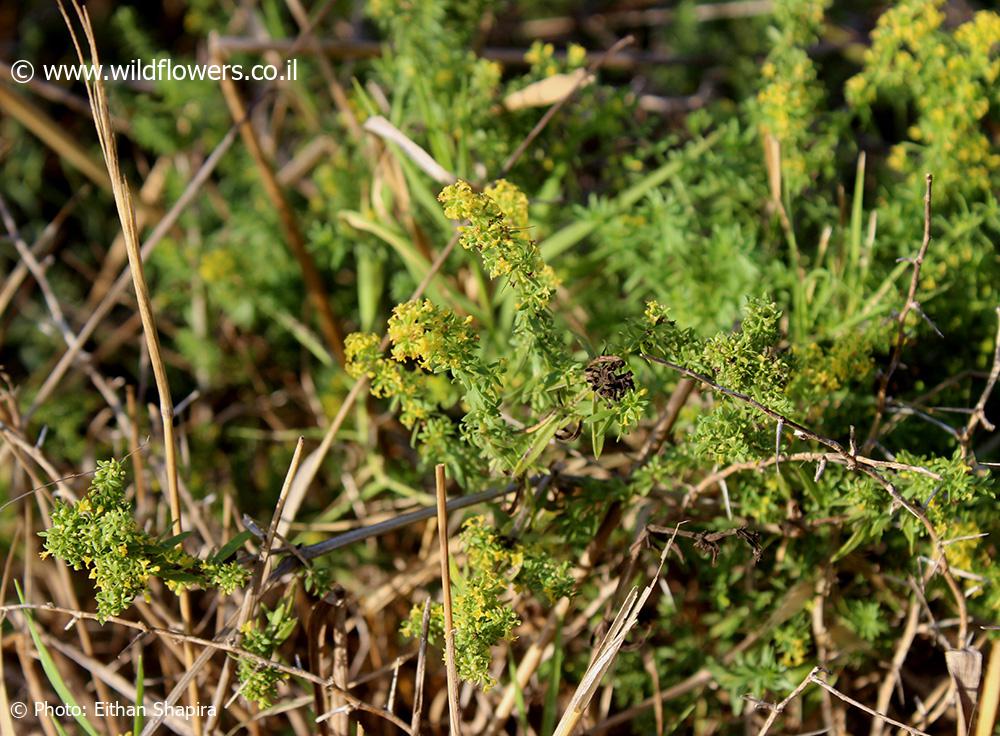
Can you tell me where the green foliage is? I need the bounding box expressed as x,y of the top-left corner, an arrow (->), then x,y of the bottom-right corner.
39,460 -> 248,622
402,515 -> 573,689
841,599 -> 889,643
236,596 -> 298,708
710,647 -> 797,715
751,0 -> 839,192
8,0 -> 1000,731
439,180 -> 558,314
348,179 -> 651,479
847,1 -> 1000,197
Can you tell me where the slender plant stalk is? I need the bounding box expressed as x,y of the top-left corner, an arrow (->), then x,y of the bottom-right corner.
208,32 -> 346,365
56,3 -> 200,732
435,464 -> 463,736
865,174 -> 934,451
331,592 -> 350,736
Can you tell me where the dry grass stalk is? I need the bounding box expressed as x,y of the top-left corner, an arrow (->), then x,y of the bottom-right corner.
208,32 -> 345,366
24,121 -> 239,421
331,589 -> 350,736
946,648 -> 983,736
1,601 -> 414,735
205,438 -> 306,733
871,597 -> 920,736
282,0 -> 364,142
491,378 -> 696,733
0,83 -> 112,192
552,527 -> 679,736
363,115 -> 456,184
268,234 -> 460,549
435,463 -> 463,736
0,190 -> 80,316
56,2 -> 200,731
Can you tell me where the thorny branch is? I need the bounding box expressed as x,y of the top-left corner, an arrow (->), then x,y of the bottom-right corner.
748,666 -> 932,736
865,174 -> 935,451
647,523 -> 762,565
961,306 -> 1000,457
641,352 -> 969,649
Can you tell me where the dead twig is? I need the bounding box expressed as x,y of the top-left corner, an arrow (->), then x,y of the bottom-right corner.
25,110 -> 240,421
647,523 -> 762,565
809,670 -> 931,736
410,598 -> 432,736
749,666 -> 931,736
865,174 -> 935,451
751,666 -> 824,736
960,306 -> 1000,457
642,352 -> 969,649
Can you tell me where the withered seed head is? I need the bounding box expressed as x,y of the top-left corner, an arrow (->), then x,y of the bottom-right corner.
585,355 -> 634,403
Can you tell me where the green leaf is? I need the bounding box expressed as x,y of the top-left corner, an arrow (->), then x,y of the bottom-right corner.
540,130 -> 720,261
591,420 -> 606,460
158,531 -> 193,548
541,618 -> 563,736
513,413 -> 563,476
212,530 -> 254,563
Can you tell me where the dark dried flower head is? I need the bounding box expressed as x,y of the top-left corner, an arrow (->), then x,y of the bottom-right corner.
586,355 -> 634,403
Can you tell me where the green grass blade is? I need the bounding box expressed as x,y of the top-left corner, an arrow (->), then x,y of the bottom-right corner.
133,652 -> 144,736
513,413 -> 563,476
357,245 -> 384,331
541,130 -> 720,261
507,649 -> 531,736
541,618 -> 564,736
847,152 -> 867,308
211,530 -> 254,563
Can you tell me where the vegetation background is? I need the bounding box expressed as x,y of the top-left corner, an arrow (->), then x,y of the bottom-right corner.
0,0 -> 998,734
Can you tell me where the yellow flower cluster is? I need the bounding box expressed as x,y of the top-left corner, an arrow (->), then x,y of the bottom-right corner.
524,41 -> 588,78
387,299 -> 477,373
345,300 -> 480,428
753,0 -> 833,192
847,0 -> 999,195
439,179 -> 558,312
198,248 -> 236,284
